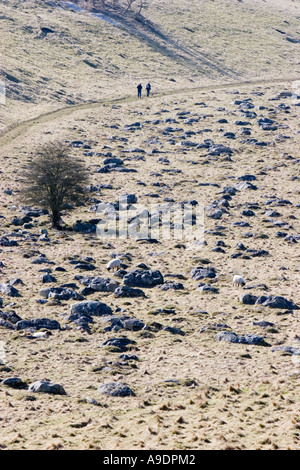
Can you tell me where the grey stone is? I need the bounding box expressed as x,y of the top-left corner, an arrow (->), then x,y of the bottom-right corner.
98,382 -> 135,397
0,237 -> 18,247
73,220 -> 96,234
256,295 -> 299,310
163,326 -> 185,336
29,380 -> 66,395
191,267 -> 216,281
31,255 -> 53,265
235,182 -> 258,191
70,301 -> 112,317
215,331 -> 265,345
0,311 -> 22,324
0,319 -> 15,330
240,294 -> 258,305
271,346 -> 300,355
101,337 -> 136,352
41,273 -> 57,283
120,318 -> 145,331
2,377 -> 27,389
207,209 -> 223,219
119,354 -> 139,361
159,281 -> 184,291
20,207 -> 48,217
114,285 -> 146,298
16,318 -> 61,331
123,269 -> 164,288
253,320 -> 275,329
197,283 -> 219,293
0,283 -> 20,297
89,277 -> 120,292
40,287 -> 84,301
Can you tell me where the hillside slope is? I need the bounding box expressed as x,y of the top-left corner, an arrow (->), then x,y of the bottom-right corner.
1,0 -> 299,131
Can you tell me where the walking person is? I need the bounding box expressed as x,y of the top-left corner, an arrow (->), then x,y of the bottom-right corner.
137,83 -> 142,98
146,82 -> 151,97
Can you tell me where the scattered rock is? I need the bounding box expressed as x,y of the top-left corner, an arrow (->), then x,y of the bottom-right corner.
98,382 -> 135,397
70,301 -> 112,317
101,337 -> 136,352
123,269 -> 164,288
16,318 -> 61,331
191,266 -> 216,281
29,380 -> 66,395
114,285 -> 146,298
256,295 -> 299,310
2,377 -> 28,389
0,283 -> 20,297
215,331 -> 265,345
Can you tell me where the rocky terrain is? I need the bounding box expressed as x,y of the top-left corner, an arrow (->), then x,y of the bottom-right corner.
0,0 -> 300,451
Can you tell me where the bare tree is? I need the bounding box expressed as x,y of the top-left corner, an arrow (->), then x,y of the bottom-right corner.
137,0 -> 149,15
123,0 -> 137,13
75,0 -> 150,15
19,142 -> 89,229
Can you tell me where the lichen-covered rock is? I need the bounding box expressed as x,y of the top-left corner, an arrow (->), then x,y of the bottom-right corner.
240,294 -> 258,305
2,377 -> 28,389
16,318 -> 61,331
73,220 -> 97,233
89,277 -> 120,292
29,380 -> 66,395
271,346 -> 300,355
0,283 -> 20,297
159,281 -> 184,291
191,266 -> 216,281
101,337 -> 136,352
215,331 -> 265,345
40,287 -> 84,301
70,301 -> 112,316
197,283 -> 219,293
98,382 -> 135,397
123,269 -> 164,288
114,285 -> 146,298
256,295 -> 299,310
120,318 -> 145,331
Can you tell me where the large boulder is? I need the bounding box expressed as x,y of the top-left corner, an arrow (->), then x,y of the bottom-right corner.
101,337 -> 136,352
240,294 -> 258,305
240,294 -> 299,310
73,220 -> 97,234
98,382 -> 135,397
39,287 -> 84,301
29,380 -> 66,395
89,277 -> 120,293
123,269 -> 164,288
16,318 -> 61,331
0,283 -> 20,297
114,285 -> 146,298
70,301 -> 112,317
256,295 -> 299,310
2,377 -> 28,389
191,266 -> 216,281
215,331 -> 265,345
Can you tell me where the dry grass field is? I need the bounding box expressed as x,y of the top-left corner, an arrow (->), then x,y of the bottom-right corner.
0,0 -> 300,451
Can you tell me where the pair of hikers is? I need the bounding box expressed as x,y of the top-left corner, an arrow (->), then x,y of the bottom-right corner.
137,82 -> 151,98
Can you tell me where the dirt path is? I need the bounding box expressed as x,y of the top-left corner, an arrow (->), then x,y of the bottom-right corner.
0,76 -> 298,148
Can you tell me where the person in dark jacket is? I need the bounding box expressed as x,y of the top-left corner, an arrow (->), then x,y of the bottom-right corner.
137,83 -> 142,98
146,82 -> 151,97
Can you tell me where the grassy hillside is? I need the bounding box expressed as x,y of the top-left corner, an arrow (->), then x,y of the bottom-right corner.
0,0 -> 300,451
1,0 -> 299,132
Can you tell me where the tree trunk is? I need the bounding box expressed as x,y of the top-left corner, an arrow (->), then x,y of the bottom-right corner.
51,209 -> 62,230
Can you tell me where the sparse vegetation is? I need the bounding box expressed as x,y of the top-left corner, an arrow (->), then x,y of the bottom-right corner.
76,0 -> 151,15
0,0 -> 299,452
